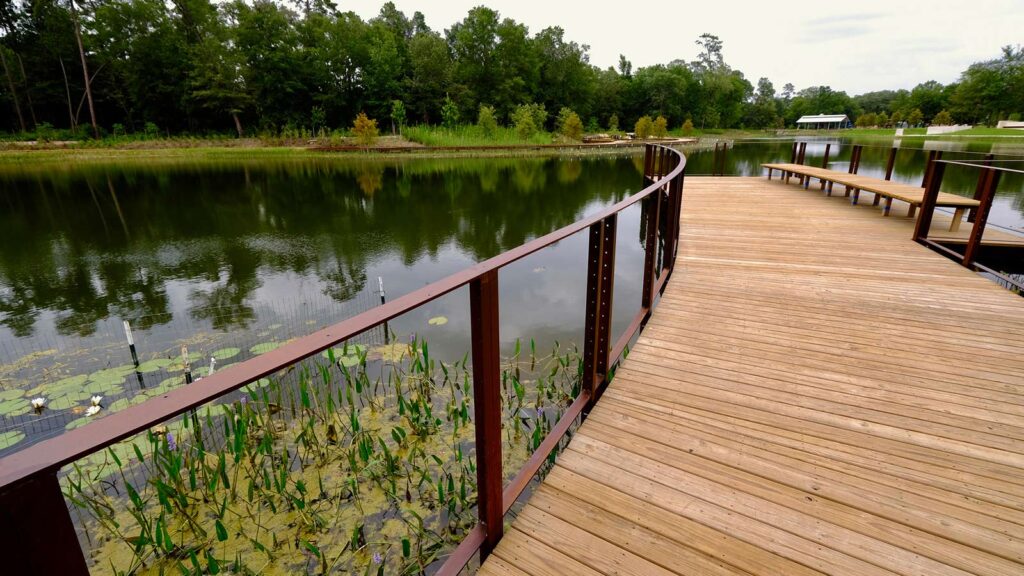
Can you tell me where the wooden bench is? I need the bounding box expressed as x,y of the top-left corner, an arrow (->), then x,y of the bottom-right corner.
763,163 -> 980,232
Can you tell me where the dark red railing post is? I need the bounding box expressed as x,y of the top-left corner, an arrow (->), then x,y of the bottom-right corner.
818,143 -> 831,190
968,154 -> 994,223
963,167 -> 1001,267
469,270 -> 503,558
913,159 -> 946,242
582,215 -> 616,410
884,147 -> 898,181
642,186 -> 663,311
0,472 -> 89,575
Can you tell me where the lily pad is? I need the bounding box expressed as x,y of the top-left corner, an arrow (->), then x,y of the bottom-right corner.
28,374 -> 88,396
0,430 -> 25,450
321,344 -> 366,359
338,356 -> 361,367
83,380 -> 125,396
49,395 -> 86,411
211,347 -> 241,360
0,397 -> 31,417
249,342 -> 282,355
65,417 -> 91,431
87,366 -> 134,386
108,398 -> 132,413
135,358 -> 174,373
0,389 -> 25,401
243,378 -> 271,392
371,343 -> 409,363
428,316 -> 448,326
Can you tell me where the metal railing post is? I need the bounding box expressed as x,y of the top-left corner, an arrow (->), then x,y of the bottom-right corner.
913,160 -> 946,242
642,187 -> 663,311
963,167 -> 1001,267
582,215 -> 616,411
968,154 -> 994,223
469,270 -> 503,558
819,143 -> 831,190
0,472 -> 89,575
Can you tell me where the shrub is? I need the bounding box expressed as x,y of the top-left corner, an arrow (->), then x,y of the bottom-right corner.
635,115 -> 654,139
144,121 -> 159,138
652,115 -> 668,138
441,96 -> 459,129
35,121 -> 54,143
907,108 -> 923,126
511,103 -> 547,139
931,110 -> 953,126
877,112 -> 889,128
607,114 -> 619,132
681,118 -> 694,135
477,104 -> 498,137
311,106 -> 326,134
112,123 -> 125,136
556,107 -> 583,141
586,117 -> 599,133
352,112 -> 379,146
390,100 -> 406,134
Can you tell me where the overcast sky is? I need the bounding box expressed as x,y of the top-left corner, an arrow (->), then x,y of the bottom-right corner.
340,0 -> 1024,95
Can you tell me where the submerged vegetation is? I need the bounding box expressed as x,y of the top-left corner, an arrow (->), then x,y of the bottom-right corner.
62,337 -> 581,575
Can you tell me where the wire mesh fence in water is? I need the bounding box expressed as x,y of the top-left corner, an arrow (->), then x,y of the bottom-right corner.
0,289 -> 388,453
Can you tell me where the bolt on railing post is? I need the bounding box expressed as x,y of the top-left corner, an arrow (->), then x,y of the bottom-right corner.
963,167 -> 1001,267
582,215 -> 616,411
913,159 -> 946,243
469,270 -> 503,558
0,472 -> 90,575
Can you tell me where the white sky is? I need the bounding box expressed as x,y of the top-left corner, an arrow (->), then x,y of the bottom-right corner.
339,0 -> 1024,95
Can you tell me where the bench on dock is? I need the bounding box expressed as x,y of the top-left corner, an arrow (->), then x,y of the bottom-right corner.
762,162 -> 980,232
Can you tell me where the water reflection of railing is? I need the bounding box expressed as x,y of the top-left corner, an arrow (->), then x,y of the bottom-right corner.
0,145 -> 687,574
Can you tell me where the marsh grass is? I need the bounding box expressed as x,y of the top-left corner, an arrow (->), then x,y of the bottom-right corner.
62,336 -> 581,575
403,125 -> 554,147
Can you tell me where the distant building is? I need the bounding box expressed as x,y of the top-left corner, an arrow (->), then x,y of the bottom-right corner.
795,114 -> 851,130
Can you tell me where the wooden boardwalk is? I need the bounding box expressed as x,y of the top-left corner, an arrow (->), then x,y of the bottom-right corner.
479,177 -> 1024,576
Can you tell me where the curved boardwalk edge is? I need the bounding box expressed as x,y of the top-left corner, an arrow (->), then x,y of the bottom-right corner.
480,176 -> 1024,576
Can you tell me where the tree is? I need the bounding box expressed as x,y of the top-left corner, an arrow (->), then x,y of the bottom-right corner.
441,94 -> 459,128
352,111 -> 378,145
635,115 -> 653,138
556,107 -> 582,140
477,103 -> 497,136
607,113 -> 619,132
876,111 -> 889,128
511,103 -> 538,139
890,111 -> 904,127
907,108 -> 924,126
389,99 -> 406,134
681,118 -> 694,135
931,110 -> 953,125
651,115 -> 668,137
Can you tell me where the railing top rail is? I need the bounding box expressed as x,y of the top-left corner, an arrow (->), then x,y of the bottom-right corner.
933,159 -> 1024,175
0,144 -> 686,491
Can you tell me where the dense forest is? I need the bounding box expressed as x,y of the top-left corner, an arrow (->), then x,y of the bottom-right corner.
0,0 -> 1022,137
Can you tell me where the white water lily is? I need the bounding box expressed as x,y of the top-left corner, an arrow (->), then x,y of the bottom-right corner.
85,405 -> 101,417
30,397 -> 46,410
90,395 -> 103,406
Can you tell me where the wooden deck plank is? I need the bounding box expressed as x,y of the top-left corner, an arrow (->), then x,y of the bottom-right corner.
480,177 -> 1024,576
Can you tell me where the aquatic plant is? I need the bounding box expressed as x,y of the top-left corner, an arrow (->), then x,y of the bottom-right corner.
61,336 -> 581,575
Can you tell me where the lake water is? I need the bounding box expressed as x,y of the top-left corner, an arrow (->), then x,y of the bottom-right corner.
0,140 -> 1021,450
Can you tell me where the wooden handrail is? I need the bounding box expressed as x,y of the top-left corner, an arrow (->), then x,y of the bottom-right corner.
0,144 -> 687,575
